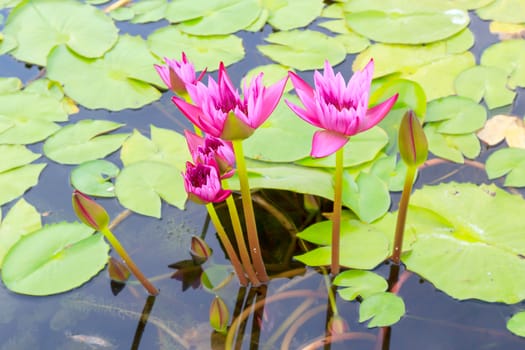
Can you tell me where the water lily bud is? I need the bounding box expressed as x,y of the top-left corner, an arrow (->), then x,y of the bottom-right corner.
72,190 -> 110,231
108,257 -> 130,283
190,235 -> 212,264
209,296 -> 229,334
328,314 -> 349,336
398,110 -> 428,168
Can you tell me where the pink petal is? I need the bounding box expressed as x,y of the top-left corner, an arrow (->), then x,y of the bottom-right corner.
285,99 -> 322,128
184,130 -> 204,156
172,96 -> 206,131
311,130 -> 349,158
359,93 -> 399,132
253,76 -> 288,127
213,188 -> 232,203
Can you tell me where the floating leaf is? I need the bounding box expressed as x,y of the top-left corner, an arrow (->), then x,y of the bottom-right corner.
370,79 -> 427,118
489,21 -> 525,40
343,171 -> 390,223
359,292 -> 405,328
0,199 -> 41,268
3,0 -> 118,66
0,164 -> 46,206
477,114 -> 519,146
70,160 -> 120,197
148,26 -> 245,72
115,161 -> 186,218
47,35 -> 163,111
257,29 -> 346,71
127,0 -> 167,24
0,144 -> 40,173
455,65 -> 516,109
43,120 -> 129,165
481,39 -> 525,89
242,64 -> 294,93
345,9 -> 469,44
2,222 -> 109,296
401,183 -> 525,303
425,96 -> 487,134
424,124 -> 480,163
334,270 -> 388,301
264,0 -> 323,30
486,148 -> 525,187
0,77 -> 22,94
507,311 -> 525,337
343,0 -> 495,12
166,0 -> 261,35
476,0 -> 525,24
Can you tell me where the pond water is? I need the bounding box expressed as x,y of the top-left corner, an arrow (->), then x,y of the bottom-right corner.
2,1 -> 525,350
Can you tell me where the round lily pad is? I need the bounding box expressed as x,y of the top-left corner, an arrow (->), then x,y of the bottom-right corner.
426,95 -> 487,134
2,222 -> 109,296
481,39 -> 525,89
476,0 -> 525,24
70,160 -> 120,197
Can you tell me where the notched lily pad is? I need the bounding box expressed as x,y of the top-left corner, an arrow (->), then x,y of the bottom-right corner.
481,39 -> 525,89
486,148 -> 525,187
334,270 -> 388,301
359,292 -> 405,328
70,160 -> 120,197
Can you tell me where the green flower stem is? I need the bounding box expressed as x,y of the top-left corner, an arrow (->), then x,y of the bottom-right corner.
331,148 -> 344,276
224,196 -> 260,285
206,203 -> 248,286
100,227 -> 159,296
232,140 -> 269,283
392,165 -> 417,265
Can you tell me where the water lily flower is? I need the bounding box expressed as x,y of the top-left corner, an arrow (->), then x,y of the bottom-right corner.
184,130 -> 235,178
72,190 -> 110,231
172,62 -> 287,140
286,59 -> 398,158
184,161 -> 232,204
154,52 -> 206,94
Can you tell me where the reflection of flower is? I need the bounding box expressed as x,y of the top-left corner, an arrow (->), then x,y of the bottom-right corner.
172,62 -> 287,140
183,161 -> 231,204
72,190 -> 109,231
286,59 -> 398,158
185,130 -> 235,179
154,52 -> 206,94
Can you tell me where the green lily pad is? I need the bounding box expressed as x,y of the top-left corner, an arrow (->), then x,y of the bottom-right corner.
244,95 -> 316,162
507,311 -> 525,337
2,222 -> 109,296
0,198 -> 41,268
0,77 -> 22,94
481,39 -> 525,89
166,0 -> 261,35
0,144 -> 40,173
343,0 -> 494,12
402,183 -> 525,303
295,219 -> 390,269
485,148 -> 525,187
148,26 -> 245,72
359,292 -> 405,328
370,79 -> 427,118
43,120 -> 129,165
476,0 -> 525,24
47,35 -> 164,111
343,171 -> 390,223
120,126 -> 189,170
334,270 -> 388,301
3,0 -> 118,66
370,154 -> 408,192
426,96 -> 487,134
115,160 -> 187,218
126,0 -> 167,24
257,29 -> 347,71
242,64 -> 293,93
346,9 -> 469,44
296,127 -> 389,168
424,124 -> 480,163
264,0 -> 323,30
70,160 -> 120,197
0,163 -> 46,206
455,65 -> 516,109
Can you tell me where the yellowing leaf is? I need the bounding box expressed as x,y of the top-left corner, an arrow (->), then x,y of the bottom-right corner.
489,21 -> 525,40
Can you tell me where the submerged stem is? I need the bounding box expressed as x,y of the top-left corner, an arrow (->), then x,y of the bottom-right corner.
100,227 -> 159,296
233,140 -> 268,282
331,148 -> 344,275
206,203 -> 249,286
392,165 -> 417,264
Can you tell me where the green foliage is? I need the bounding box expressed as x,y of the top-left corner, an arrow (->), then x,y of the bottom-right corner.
70,160 -> 120,197
359,292 -> 405,327
334,270 -> 388,300
485,148 -> 525,187
507,311 -> 525,337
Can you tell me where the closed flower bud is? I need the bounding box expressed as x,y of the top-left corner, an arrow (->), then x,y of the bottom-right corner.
72,190 -> 110,231
398,110 -> 428,168
209,296 -> 229,334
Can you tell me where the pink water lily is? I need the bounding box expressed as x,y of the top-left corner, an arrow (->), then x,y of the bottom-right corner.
286,59 -> 398,158
184,161 -> 231,204
185,130 -> 235,179
172,62 -> 287,140
154,52 -> 206,93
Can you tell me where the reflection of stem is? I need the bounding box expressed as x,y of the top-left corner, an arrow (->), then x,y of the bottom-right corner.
331,148 -> 344,275
104,0 -> 131,13
225,290 -> 326,349
233,140 -> 268,282
206,204 -> 248,286
392,166 -> 416,264
420,158 -> 485,170
280,304 -> 326,350
224,196 -> 260,285
300,332 -> 376,349
101,227 -> 159,296
131,295 -> 156,350
108,209 -> 132,231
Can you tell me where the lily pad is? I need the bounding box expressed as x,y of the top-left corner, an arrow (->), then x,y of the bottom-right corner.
0,77 -> 22,94
0,164 -> 46,206
148,26 -> 245,72
70,160 -> 120,197
345,9 -> 469,44
264,0 -> 323,30
334,270 -> 388,301
485,148 -> 525,187
481,39 -> 525,89
2,222 -> 109,296
47,35 -> 163,111
3,0 -> 118,66
343,171 -> 390,223
115,160 -> 187,218
476,0 -> 525,24
0,144 -> 40,173
507,311 -> 525,337
402,183 -> 525,303
359,292 -> 405,328
166,0 -> 261,35
454,65 -> 516,109
43,120 -> 129,165
0,198 -> 41,268
343,0 -> 495,12
425,96 -> 487,134
257,29 -> 347,71
424,124 -> 480,163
